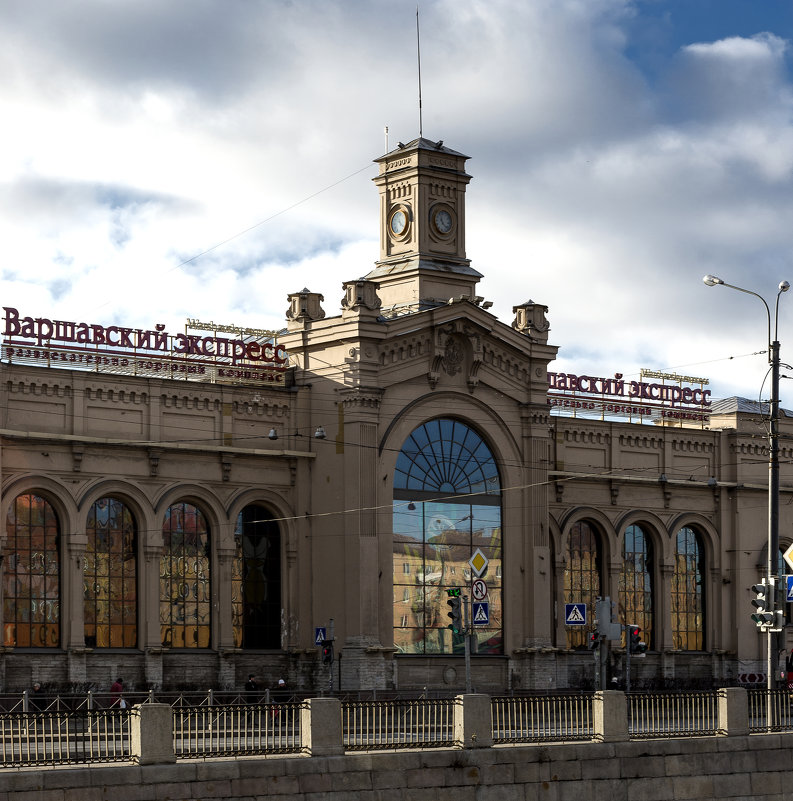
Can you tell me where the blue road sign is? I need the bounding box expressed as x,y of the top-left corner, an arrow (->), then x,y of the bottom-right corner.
787,576 -> 793,603
314,627 -> 327,645
472,601 -> 489,625
565,603 -> 587,626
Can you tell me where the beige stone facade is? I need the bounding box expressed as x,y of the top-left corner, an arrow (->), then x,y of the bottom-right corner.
1,137 -> 791,693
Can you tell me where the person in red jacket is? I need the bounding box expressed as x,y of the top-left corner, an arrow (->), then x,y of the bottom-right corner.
110,677 -> 124,708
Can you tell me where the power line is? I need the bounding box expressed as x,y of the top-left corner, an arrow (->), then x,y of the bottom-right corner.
167,163 -> 373,273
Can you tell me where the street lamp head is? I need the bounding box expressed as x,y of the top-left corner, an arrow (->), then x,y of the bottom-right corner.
780,281 -> 790,293
703,274 -> 724,287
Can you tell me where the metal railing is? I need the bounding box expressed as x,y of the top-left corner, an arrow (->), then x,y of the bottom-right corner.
628,692 -> 718,739
748,689 -> 793,732
0,709 -> 130,767
6,688 -> 793,768
173,701 -> 303,759
343,698 -> 455,750
492,693 -> 594,744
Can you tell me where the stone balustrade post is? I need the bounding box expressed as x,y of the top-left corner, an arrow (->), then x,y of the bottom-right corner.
717,687 -> 748,736
131,703 -> 175,764
301,697 -> 343,756
593,690 -> 628,742
454,694 -> 493,749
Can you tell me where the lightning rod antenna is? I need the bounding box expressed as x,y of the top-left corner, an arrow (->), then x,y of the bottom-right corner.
416,5 -> 423,138
385,125 -> 389,152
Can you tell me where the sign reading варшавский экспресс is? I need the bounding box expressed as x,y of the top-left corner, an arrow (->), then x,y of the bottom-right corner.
548,368 -> 711,425
1,306 -> 288,386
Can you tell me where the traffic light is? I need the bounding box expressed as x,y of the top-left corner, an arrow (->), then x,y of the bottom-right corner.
627,625 -> 647,654
751,578 -> 776,627
587,631 -> 598,650
446,589 -> 462,633
321,640 -> 334,665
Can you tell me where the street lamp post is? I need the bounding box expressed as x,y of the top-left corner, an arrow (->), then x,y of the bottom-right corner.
703,275 -> 789,692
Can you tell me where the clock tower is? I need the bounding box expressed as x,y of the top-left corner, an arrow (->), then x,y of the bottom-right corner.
365,137 -> 483,311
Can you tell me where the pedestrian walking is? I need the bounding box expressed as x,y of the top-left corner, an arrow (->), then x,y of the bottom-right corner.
110,677 -> 125,708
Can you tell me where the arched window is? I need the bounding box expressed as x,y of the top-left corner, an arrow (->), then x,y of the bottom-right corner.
3,494 -> 60,648
84,497 -> 137,648
160,502 -> 211,648
392,418 -> 502,656
564,521 -> 601,649
672,526 -> 705,650
232,504 -> 281,649
619,524 -> 654,649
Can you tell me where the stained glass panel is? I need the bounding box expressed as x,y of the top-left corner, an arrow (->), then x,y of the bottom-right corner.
160,502 -> 211,648
3,494 -> 60,648
84,498 -> 136,648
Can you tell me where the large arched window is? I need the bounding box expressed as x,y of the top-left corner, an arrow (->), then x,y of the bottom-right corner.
160,502 -> 211,648
392,418 -> 502,655
84,497 -> 137,648
3,494 -> 60,648
564,521 -> 601,649
672,526 -> 705,650
619,524 -> 654,649
232,504 -> 281,649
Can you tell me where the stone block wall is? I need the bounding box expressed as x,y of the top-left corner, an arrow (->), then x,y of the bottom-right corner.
2,733 -> 793,801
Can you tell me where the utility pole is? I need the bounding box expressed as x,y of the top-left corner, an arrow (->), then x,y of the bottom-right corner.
463,595 -> 472,694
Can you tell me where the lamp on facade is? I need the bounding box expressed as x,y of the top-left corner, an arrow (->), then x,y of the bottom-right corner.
266,426 -> 325,440
703,274 -> 790,692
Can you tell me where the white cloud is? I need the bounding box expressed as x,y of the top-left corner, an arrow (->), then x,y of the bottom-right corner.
2,1 -> 793,409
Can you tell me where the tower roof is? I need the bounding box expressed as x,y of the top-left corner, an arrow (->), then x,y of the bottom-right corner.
375,137 -> 469,163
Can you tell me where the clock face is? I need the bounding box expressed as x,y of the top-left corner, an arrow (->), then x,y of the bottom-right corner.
390,208 -> 408,236
433,208 -> 453,234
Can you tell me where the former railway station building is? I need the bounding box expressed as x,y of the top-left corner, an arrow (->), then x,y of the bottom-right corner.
1,137 -> 791,693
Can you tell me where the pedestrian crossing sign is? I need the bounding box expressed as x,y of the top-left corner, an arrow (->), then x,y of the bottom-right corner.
565,603 -> 587,626
472,601 -> 489,625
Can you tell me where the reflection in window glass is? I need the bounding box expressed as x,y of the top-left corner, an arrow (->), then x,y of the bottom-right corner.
619,525 -> 653,649
393,419 -> 502,655
672,526 -> 705,650
3,494 -> 60,648
84,498 -> 137,648
160,503 -> 211,648
564,522 -> 601,649
232,505 -> 281,649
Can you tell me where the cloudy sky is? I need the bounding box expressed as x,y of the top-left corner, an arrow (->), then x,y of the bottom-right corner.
2,0 -> 793,405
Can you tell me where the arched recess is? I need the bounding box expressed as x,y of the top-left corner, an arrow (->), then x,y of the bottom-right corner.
561,517 -> 606,649
390,416 -> 503,656
378,392 -> 522,478
557,507 -> 618,566
0,475 -> 78,533
615,511 -> 666,649
618,522 -> 656,649
3,492 -> 61,648
158,500 -> 212,649
666,513 -> 719,570
226,490 -> 292,651
667,513 -> 717,652
77,482 -> 150,650
153,485 -> 226,542
1,477 -> 81,650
